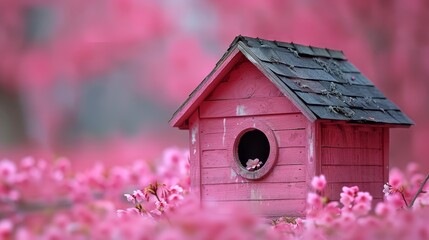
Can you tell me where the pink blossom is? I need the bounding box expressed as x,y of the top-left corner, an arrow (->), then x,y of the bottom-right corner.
124,193 -> 135,204
389,168 -> 405,189
246,158 -> 262,171
355,192 -> 373,204
0,219 -> 13,239
341,186 -> 359,197
311,175 -> 326,191
0,160 -> 17,183
307,192 -> 323,209
340,192 -> 354,207
169,185 -> 184,194
133,190 -> 145,203
352,202 -> 371,216
156,183 -> 170,199
375,202 -> 394,217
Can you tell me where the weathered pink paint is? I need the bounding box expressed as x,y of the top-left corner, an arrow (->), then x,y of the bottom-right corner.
172,57 -> 393,217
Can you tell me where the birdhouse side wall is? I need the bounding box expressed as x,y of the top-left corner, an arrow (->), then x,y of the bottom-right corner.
320,123 -> 388,202
196,60 -> 311,217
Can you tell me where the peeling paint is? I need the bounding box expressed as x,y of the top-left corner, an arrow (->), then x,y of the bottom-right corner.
230,169 -> 237,179
191,126 -> 198,144
250,188 -> 261,200
222,118 -> 226,146
236,105 -> 246,116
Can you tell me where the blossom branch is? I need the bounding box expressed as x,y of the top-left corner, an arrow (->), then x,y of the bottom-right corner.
408,173 -> 429,208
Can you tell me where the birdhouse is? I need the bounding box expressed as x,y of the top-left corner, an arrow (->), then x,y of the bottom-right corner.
170,36 -> 413,218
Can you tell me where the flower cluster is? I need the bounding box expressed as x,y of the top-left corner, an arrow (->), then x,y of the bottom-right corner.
273,166 -> 429,239
1,149 -> 429,239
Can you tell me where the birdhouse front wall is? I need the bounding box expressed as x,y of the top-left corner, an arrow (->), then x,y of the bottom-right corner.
320,123 -> 388,202
188,60 -> 314,217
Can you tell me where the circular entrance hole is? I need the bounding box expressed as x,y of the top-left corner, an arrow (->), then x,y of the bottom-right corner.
237,129 -> 270,170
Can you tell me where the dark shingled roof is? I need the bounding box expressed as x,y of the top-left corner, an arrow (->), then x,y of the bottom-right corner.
171,35 -> 413,126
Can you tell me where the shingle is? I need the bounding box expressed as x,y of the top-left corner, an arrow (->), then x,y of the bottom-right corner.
334,61 -> 360,73
278,76 -> 302,91
296,92 -> 348,107
249,47 -> 277,62
327,49 -> 346,60
387,110 -> 414,125
342,73 -> 373,85
264,62 -> 298,78
285,79 -> 327,93
358,109 -> 400,124
310,46 -> 331,58
273,49 -> 322,69
293,43 -> 315,55
275,41 -> 294,49
293,68 -> 338,81
240,37 -> 261,47
308,105 -> 350,120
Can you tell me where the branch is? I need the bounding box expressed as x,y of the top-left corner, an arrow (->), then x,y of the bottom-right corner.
409,173 -> 429,208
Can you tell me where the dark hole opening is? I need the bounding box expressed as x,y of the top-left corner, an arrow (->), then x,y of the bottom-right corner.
237,129 -> 270,169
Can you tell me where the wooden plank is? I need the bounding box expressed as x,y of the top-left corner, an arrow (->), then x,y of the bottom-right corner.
325,182 -> 384,200
200,97 -> 300,119
306,121 -> 318,195
275,129 -> 306,147
382,128 -> 389,184
200,132 -> 226,151
207,61 -> 283,100
322,165 -> 384,183
188,110 -> 201,201
207,199 -> 306,217
201,147 -> 305,168
202,182 -> 306,201
277,147 -> 306,165
200,129 -> 306,150
201,165 -> 306,184
321,148 -> 383,166
200,114 -> 307,134
321,124 -> 382,149
201,150 -> 228,168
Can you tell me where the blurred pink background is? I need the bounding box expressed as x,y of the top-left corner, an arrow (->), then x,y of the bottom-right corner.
0,0 -> 428,171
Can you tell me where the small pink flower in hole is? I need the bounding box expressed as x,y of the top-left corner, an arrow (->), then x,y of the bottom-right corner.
246,158 -> 262,171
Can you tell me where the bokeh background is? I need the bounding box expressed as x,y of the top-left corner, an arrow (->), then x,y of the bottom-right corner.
0,0 -> 428,171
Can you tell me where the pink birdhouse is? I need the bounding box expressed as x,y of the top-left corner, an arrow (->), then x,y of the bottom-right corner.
170,36 -> 413,218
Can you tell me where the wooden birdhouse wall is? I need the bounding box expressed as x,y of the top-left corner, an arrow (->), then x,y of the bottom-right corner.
320,123 -> 388,202
188,59 -> 314,217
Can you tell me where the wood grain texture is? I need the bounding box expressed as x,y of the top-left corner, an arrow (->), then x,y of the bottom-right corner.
321,124 -> 382,149
200,97 -> 300,119
207,199 -> 306,217
382,128 -> 389,184
321,148 -> 383,166
275,129 -> 307,147
200,114 -> 307,134
188,110 -> 201,201
200,129 -> 307,151
202,182 -> 306,201
201,147 -> 305,168
322,165 -> 383,182
207,61 -> 283,100
201,165 -> 306,184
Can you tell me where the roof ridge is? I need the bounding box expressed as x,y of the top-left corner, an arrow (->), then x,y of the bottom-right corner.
234,35 -> 346,60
